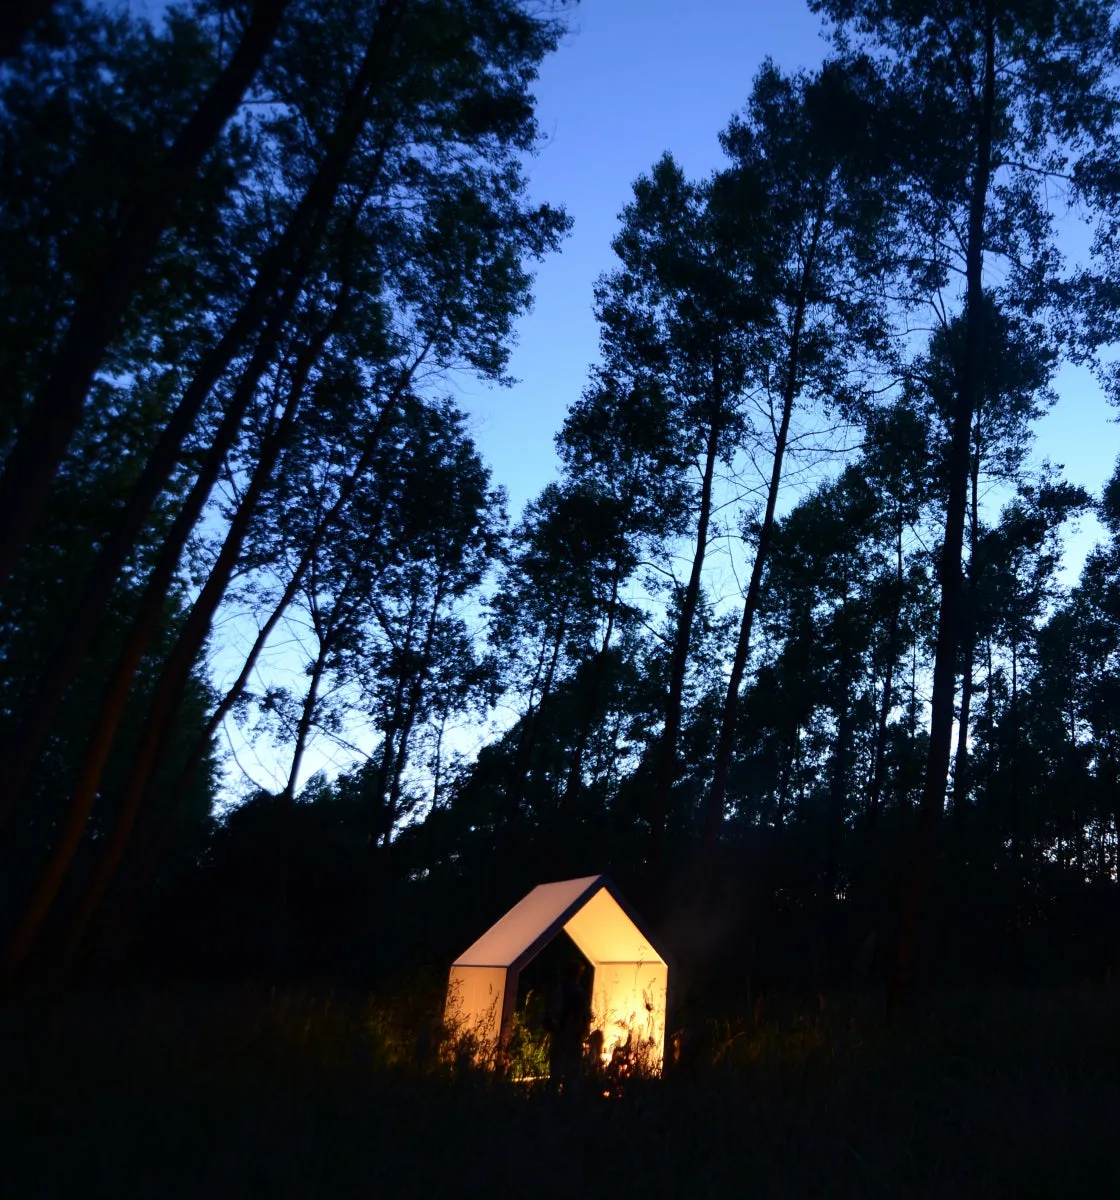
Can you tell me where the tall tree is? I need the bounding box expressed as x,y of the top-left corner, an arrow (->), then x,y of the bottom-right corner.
914,303 -> 1056,832
594,153 -> 772,872
701,57 -> 897,852
553,371 -> 691,823
812,0 -> 1120,1003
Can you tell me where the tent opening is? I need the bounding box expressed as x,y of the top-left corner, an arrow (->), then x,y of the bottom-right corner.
516,929 -> 591,1017
511,931 -> 591,1078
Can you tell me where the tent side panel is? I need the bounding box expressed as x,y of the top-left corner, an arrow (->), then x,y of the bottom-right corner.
446,965 -> 507,1057
591,961 -> 668,1075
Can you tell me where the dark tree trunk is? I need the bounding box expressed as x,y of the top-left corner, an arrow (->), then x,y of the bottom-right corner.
508,610 -> 567,827
384,581 -> 447,833
370,732 -> 401,851
826,686 -> 853,902
0,0 -> 291,588
368,585 -> 427,851
868,514 -> 905,828
1,300 -> 336,987
142,373 -> 411,834
1009,634 -> 1022,870
775,734 -> 795,828
263,603 -> 333,968
594,705 -> 627,797
503,625 -> 551,830
824,589 -> 853,901
702,216 -> 820,852
649,389 -> 723,873
563,567 -> 620,812
892,13 -> 996,1010
952,420 -> 981,835
281,605 -> 334,807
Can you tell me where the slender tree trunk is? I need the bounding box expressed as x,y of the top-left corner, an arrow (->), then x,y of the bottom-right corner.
501,624 -> 552,831
824,592 -> 853,900
952,420 -> 981,834
0,0 -> 291,588
60,351 -> 409,968
370,731 -> 400,851
563,567 -> 620,808
368,587 -> 427,850
775,734 -> 795,828
0,5 -> 402,831
554,570 -> 621,871
139,365 -> 417,836
508,611 -> 567,824
384,582 -> 447,833
826,691 -> 853,898
649,394 -> 723,872
431,709 -> 448,810
1113,794 -> 1120,884
892,13 -> 996,1010
266,602 -> 331,971
702,223 -> 820,850
977,632 -> 997,856
373,638 -> 429,851
1009,633 -> 1022,869
868,512 -> 906,827
904,641 -> 921,814
1,300 -> 334,986
269,597 -> 341,978
282,626 -> 333,806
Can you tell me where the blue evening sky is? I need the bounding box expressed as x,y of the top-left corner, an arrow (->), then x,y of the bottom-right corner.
463,0 -> 1120,568
465,0 -> 828,516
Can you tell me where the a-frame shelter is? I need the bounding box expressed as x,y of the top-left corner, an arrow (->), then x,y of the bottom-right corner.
445,874 -> 670,1072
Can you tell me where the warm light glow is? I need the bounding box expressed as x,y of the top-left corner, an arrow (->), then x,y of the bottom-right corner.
588,960 -> 668,1073
445,875 -> 670,1074
445,965 -> 505,1055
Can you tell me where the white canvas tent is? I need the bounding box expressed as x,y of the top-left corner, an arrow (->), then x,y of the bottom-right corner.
445,875 -> 670,1072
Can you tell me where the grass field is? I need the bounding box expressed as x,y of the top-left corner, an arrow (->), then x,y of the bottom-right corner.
2,979 -> 1117,1198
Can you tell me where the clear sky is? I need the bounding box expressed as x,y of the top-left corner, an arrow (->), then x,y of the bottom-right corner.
463,0 -> 1120,570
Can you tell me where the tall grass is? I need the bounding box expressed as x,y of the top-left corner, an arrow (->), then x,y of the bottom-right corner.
2,980 -> 1118,1197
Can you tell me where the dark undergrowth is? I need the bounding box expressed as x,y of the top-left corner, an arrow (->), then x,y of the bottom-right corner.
2,979 -> 1117,1198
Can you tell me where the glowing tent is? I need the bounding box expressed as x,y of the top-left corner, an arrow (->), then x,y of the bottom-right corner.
445,874 -> 670,1073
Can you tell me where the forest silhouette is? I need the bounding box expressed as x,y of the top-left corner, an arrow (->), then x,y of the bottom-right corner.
2,2 -> 1120,1195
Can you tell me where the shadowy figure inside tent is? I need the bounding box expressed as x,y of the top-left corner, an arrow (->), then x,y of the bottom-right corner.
546,960 -> 593,1088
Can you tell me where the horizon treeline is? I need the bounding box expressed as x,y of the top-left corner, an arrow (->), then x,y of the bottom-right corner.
3,0 -> 1120,997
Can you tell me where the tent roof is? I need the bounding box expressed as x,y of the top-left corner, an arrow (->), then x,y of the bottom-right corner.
452,875 -> 668,972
